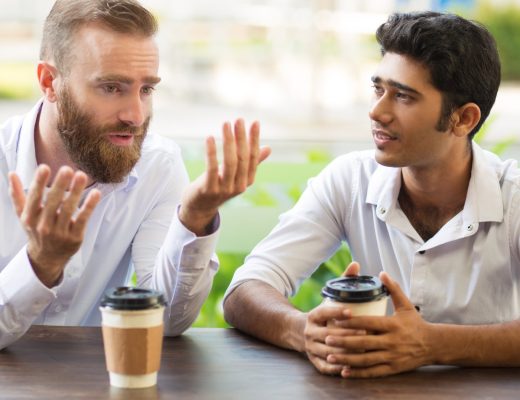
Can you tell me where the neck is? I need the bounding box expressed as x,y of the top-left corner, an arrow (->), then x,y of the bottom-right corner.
35,100 -> 95,186
400,142 -> 472,213
398,142 -> 473,241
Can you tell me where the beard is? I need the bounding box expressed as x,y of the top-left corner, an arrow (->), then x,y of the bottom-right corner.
56,87 -> 150,183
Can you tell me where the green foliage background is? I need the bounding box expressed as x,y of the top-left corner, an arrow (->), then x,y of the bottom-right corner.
1,2 -> 518,328
191,150 -> 353,328
475,2 -> 520,81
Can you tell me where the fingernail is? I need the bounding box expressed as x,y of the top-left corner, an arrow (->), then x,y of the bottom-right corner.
328,355 -> 336,363
342,367 -> 351,378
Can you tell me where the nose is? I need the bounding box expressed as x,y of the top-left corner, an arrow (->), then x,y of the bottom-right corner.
368,95 -> 393,126
118,93 -> 148,127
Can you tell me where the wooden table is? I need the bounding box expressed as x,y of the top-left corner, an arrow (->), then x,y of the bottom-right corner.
0,326 -> 519,399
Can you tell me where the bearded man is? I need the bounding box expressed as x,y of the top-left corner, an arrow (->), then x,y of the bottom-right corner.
0,0 -> 270,350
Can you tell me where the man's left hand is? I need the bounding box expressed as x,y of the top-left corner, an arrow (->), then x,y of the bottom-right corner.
179,119 -> 270,236
324,272 -> 435,378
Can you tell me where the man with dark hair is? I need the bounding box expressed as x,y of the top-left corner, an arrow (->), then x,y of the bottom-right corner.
0,0 -> 269,349
224,11 -> 520,377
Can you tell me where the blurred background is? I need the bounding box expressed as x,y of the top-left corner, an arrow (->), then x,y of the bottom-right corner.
1,0 -> 519,326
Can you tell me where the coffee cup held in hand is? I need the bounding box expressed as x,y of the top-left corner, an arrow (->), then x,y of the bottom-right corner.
321,276 -> 388,326
100,287 -> 166,389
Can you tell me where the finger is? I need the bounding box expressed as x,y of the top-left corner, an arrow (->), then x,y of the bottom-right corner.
342,261 -> 360,277
306,323 -> 360,345
339,315 -> 390,333
8,172 -> 26,217
233,118 -> 249,192
329,317 -> 367,333
308,340 -> 349,360
379,271 -> 414,312
56,171 -> 89,231
258,146 -> 271,163
247,146 -> 270,187
308,304 -> 351,325
24,165 -> 51,226
329,350 -> 389,369
246,121 -> 261,185
204,136 -> 219,192
40,166 -> 74,228
309,354 -> 344,376
344,363 -> 395,378
247,121 -> 271,186
70,189 -> 101,237
325,333 -> 384,352
221,122 -> 237,192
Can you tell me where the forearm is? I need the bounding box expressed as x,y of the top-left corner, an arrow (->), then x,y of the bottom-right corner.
0,248 -> 56,350
428,320 -> 520,367
134,201 -> 219,335
223,280 -> 307,352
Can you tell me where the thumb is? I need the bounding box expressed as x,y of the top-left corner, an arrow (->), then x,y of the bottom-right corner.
379,271 -> 414,312
342,261 -> 360,277
258,146 -> 271,164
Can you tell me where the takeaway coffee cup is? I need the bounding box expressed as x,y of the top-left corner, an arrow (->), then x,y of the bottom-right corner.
321,276 -> 388,319
100,287 -> 166,389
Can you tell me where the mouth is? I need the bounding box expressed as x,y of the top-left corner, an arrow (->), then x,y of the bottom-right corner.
107,133 -> 137,147
372,129 -> 397,146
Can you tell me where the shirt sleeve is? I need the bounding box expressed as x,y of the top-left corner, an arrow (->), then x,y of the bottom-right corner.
130,148 -> 219,336
224,156 -> 354,301
0,246 -> 57,350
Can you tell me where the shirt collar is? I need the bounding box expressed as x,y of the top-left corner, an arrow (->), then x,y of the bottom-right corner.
15,99 -> 43,190
366,161 -> 401,216
462,141 -> 503,223
15,98 -> 139,193
365,141 -> 504,224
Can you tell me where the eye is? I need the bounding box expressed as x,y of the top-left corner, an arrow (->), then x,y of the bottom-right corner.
395,92 -> 412,101
372,84 -> 384,96
141,86 -> 155,95
103,84 -> 120,94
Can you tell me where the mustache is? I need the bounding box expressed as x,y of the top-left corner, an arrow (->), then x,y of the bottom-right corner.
101,120 -> 149,136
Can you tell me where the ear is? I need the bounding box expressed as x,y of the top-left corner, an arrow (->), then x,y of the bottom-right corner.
450,103 -> 481,139
37,62 -> 60,103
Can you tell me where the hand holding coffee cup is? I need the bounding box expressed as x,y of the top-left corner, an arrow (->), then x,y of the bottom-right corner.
100,287 -> 166,388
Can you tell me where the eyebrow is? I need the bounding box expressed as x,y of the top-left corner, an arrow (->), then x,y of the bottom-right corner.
371,76 -> 421,95
96,74 -> 161,85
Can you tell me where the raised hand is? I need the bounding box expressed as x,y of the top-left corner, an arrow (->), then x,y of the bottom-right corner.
8,165 -> 101,287
179,119 -> 271,236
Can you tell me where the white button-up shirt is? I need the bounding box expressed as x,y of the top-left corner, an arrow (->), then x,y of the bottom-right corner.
0,101 -> 219,349
226,144 -> 520,325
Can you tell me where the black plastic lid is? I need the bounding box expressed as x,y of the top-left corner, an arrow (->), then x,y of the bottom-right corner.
321,276 -> 388,303
100,287 -> 166,310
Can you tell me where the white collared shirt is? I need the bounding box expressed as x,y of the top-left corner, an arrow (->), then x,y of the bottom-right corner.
0,101 -> 219,349
226,144 -> 520,325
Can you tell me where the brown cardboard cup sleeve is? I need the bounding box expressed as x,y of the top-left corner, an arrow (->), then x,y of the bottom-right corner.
102,324 -> 164,374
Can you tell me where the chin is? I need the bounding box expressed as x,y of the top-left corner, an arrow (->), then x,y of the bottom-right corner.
374,150 -> 403,168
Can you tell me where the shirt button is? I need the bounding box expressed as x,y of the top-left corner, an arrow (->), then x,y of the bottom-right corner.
379,207 -> 386,215
466,225 -> 473,231
419,250 -> 425,255
55,304 -> 63,313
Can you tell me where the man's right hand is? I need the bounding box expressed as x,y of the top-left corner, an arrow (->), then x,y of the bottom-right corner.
8,165 -> 101,288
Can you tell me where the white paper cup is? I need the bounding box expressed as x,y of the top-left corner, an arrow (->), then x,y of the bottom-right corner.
100,287 -> 165,389
321,276 -> 388,326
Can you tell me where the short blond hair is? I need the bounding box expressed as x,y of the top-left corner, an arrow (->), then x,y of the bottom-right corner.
40,0 -> 158,74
